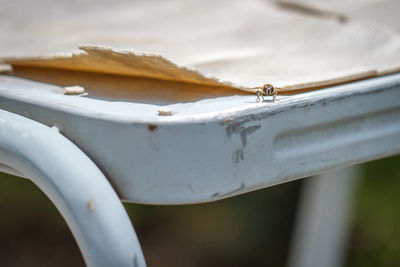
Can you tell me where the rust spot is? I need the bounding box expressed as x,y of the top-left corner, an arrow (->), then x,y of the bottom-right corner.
211,192 -> 220,198
232,149 -> 244,163
241,125 -> 261,146
211,182 -> 246,198
88,200 -> 94,211
148,124 -> 158,132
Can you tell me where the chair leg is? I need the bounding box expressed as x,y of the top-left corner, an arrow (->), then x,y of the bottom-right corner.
0,109 -> 146,267
287,167 -> 359,267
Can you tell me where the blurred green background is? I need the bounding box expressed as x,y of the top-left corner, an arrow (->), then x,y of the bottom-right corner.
0,155 -> 399,267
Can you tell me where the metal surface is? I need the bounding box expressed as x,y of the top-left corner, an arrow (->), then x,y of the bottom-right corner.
287,167 -> 358,267
0,109 -> 146,267
0,162 -> 25,178
0,73 -> 400,204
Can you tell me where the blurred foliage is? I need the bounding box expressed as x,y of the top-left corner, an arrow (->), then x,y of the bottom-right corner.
0,175 -> 83,267
0,155 -> 399,266
124,181 -> 300,267
347,155 -> 400,267
0,172 -> 299,267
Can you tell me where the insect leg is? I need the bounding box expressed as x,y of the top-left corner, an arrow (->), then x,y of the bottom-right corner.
256,90 -> 261,102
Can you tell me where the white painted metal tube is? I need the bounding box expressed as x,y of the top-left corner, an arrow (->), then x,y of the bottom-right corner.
287,167 -> 359,267
0,109 -> 146,267
0,162 -> 25,178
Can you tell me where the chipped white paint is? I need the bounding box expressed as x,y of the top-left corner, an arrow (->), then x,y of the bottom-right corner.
64,85 -> 85,95
157,109 -> 172,116
51,125 -> 61,133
